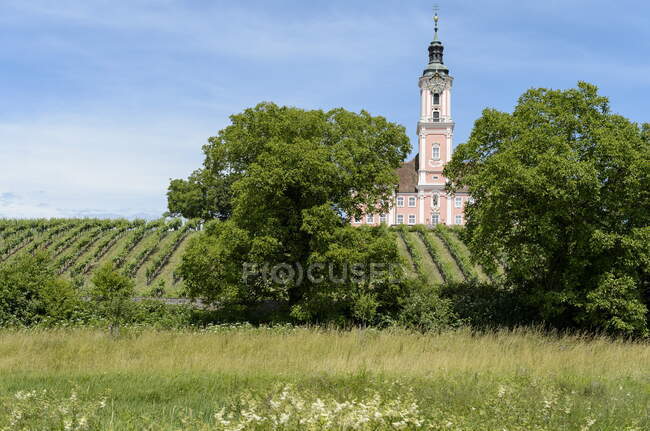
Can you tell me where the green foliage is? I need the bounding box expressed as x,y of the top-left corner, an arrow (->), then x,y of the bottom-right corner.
445,82 -> 650,335
441,281 -> 535,329
179,103 -> 411,324
395,278 -> 457,331
292,224 -> 408,325
167,166 -> 236,221
0,388 -> 107,431
0,251 -> 80,326
89,263 -> 135,334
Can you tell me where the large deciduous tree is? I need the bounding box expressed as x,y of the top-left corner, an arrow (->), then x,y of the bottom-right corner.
178,103 -> 412,323
445,82 -> 650,335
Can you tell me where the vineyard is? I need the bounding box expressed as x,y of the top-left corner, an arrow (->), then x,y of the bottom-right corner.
394,224 -> 497,284
0,218 -> 200,297
0,219 -> 493,296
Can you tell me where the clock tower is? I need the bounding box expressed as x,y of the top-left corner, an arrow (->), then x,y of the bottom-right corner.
414,10 -> 460,226
353,9 -> 470,227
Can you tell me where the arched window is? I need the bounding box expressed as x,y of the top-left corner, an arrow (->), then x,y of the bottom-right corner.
433,93 -> 440,105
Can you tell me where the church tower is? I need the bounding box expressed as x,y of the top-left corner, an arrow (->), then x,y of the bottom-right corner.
354,9 -> 469,227
413,10 -> 465,226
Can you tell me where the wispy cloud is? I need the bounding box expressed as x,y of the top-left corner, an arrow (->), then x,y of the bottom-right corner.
1,0 -> 648,218
0,116 -> 212,219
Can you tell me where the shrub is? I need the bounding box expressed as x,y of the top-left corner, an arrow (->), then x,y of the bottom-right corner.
0,251 -> 80,326
89,263 -> 135,335
395,278 -> 458,331
441,281 -> 536,329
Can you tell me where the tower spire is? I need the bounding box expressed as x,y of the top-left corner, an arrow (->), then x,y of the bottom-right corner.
433,5 -> 440,41
423,5 -> 448,76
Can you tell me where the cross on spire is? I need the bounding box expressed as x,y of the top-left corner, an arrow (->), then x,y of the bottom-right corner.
433,5 -> 440,40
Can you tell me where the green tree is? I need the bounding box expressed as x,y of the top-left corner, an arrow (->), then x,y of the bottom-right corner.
445,82 -> 650,335
167,168 -> 235,220
0,251 -> 79,326
89,263 -> 135,336
179,103 -> 411,323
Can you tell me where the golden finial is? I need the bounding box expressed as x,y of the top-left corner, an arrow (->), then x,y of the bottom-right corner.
433,5 -> 440,40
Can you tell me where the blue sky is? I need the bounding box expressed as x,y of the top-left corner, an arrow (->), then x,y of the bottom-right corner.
1,0 -> 648,219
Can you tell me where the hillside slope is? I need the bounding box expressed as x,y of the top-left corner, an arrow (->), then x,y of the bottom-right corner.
0,220 -> 489,297
0,219 -> 198,296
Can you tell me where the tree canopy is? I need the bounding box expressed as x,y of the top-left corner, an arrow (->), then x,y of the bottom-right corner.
177,103 -> 413,323
445,82 -> 650,335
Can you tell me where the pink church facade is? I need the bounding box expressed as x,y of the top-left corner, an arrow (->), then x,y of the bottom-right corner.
353,13 -> 470,227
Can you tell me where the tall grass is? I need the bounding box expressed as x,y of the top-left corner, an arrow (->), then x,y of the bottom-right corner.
0,327 -> 648,429
1,326 -> 647,378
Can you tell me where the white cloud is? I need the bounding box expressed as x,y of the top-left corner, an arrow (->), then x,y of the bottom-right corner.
0,115 -> 214,219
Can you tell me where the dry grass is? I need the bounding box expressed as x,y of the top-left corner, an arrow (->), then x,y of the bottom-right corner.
1,327 -> 647,380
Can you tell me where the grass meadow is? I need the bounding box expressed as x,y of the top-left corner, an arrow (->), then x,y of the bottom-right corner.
1,326 -> 649,430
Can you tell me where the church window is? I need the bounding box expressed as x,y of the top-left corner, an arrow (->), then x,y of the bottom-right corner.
433,93 -> 440,105
432,146 -> 440,160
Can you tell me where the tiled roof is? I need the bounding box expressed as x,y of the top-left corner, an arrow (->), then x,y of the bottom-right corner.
396,154 -> 419,193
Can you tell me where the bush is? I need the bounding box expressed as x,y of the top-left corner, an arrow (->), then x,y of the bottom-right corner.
89,263 -> 135,335
441,281 -> 536,329
0,251 -> 81,326
395,279 -> 458,331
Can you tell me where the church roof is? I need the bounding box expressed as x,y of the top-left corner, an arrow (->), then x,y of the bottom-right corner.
396,154 -> 419,193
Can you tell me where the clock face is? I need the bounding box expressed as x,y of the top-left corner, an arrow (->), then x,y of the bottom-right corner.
426,73 -> 447,93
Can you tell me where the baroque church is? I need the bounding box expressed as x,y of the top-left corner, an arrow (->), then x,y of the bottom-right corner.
353,12 -> 470,227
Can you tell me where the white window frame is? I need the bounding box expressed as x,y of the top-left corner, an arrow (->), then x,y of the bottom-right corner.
431,145 -> 440,160
366,214 -> 374,224
455,215 -> 462,225
432,111 -> 440,122
396,196 -> 404,208
379,214 -> 388,224
431,214 -> 440,225
455,197 -> 462,208
432,92 -> 440,106
408,196 -> 417,208
408,214 -> 416,225
396,214 -> 404,225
